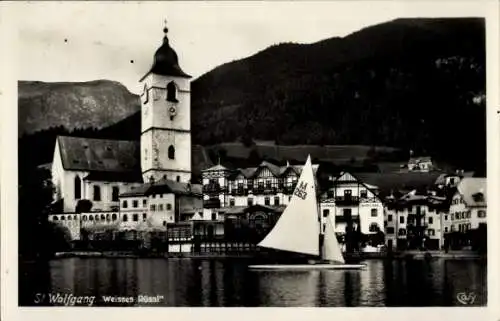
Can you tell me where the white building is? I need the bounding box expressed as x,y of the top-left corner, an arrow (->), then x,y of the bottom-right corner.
319,172 -> 385,237
200,160 -> 319,221
448,177 -> 487,233
48,24 -> 202,240
384,190 -> 448,250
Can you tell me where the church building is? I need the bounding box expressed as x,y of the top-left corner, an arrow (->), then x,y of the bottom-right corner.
48,24 -> 203,240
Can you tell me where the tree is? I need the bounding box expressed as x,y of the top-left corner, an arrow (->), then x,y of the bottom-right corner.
76,199 -> 93,213
18,165 -> 70,259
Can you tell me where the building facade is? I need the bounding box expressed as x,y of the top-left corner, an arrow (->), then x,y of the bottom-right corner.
448,177 -> 487,233
140,25 -> 192,184
48,24 -> 202,242
319,172 -> 385,237
384,191 -> 448,250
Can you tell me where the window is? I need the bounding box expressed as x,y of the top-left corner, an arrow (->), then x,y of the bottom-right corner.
163,221 -> 167,226
360,190 -> 367,198
387,227 -> 394,234
229,198 -> 235,206
445,215 -> 448,221
112,214 -> 117,221
166,81 -> 177,102
266,180 -> 272,189
122,214 -> 128,222
89,216 -> 93,221
400,216 -> 404,224
167,203 -> 172,210
168,145 -> 175,160
429,217 -> 433,224
428,229 -> 435,236
369,223 -> 379,232
112,186 -> 119,201
67,215 -> 72,220
211,212 -> 217,220
159,204 -> 164,211
122,200 -> 128,208
248,198 -> 254,206
143,213 -> 147,222
444,227 -> 448,233
478,210 -> 486,218
371,209 -> 378,217
93,185 -> 101,201
95,215 -> 99,221
143,199 -> 147,207
323,209 -> 330,218
163,175 -> 167,180
344,189 -> 352,197
61,216 -> 65,221
274,197 -> 280,206
264,197 -> 270,206
388,214 -> 393,222
133,200 -> 138,208
74,176 -> 81,199
74,215 -> 77,220
133,214 -> 138,222
151,204 -> 156,211
82,215 -> 87,221
160,194 -> 163,198
398,228 -> 406,236
101,214 -> 105,221
176,176 -> 180,182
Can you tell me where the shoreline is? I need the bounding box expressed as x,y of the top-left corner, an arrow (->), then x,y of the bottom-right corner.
52,250 -> 486,260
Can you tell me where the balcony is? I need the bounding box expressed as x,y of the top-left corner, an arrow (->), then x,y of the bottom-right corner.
203,185 -> 228,195
334,196 -> 360,206
203,198 -> 221,209
230,189 -> 249,196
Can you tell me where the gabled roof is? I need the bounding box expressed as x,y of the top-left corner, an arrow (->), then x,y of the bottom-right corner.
119,179 -> 202,198
409,156 -> 432,164
57,136 -> 140,173
456,177 -> 487,207
201,164 -> 230,172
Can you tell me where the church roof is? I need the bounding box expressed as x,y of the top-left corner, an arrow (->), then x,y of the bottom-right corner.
141,24 -> 191,80
57,136 -> 141,175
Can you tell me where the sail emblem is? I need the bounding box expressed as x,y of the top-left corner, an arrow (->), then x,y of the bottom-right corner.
294,181 -> 308,200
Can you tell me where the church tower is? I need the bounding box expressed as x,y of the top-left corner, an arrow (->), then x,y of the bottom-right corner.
140,22 -> 192,183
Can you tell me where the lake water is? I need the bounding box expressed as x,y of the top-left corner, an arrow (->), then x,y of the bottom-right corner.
19,257 -> 487,307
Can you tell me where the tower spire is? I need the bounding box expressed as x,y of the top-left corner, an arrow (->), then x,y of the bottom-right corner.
163,18 -> 169,43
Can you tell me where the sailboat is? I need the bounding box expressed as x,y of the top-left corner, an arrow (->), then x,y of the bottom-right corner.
248,155 -> 366,270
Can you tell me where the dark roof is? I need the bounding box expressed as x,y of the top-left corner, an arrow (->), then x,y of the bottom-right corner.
84,171 -> 143,183
120,184 -> 152,197
355,171 -> 443,196
141,28 -> 191,80
57,136 -> 140,173
120,179 -> 202,198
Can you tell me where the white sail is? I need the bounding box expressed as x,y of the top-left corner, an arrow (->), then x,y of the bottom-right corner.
322,217 -> 345,264
257,155 -> 320,256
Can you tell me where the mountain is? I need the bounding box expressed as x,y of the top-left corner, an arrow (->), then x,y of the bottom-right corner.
18,80 -> 140,135
190,17 -> 486,170
18,18 -> 486,172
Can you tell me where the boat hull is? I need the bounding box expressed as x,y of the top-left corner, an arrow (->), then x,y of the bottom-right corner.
248,264 -> 366,270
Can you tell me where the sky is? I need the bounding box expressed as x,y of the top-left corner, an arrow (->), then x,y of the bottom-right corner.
11,1 -> 491,94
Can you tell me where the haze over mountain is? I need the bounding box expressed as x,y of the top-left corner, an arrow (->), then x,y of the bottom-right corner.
18,17 -> 486,172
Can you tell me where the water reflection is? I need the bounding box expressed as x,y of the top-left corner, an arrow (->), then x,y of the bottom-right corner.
19,257 -> 487,307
